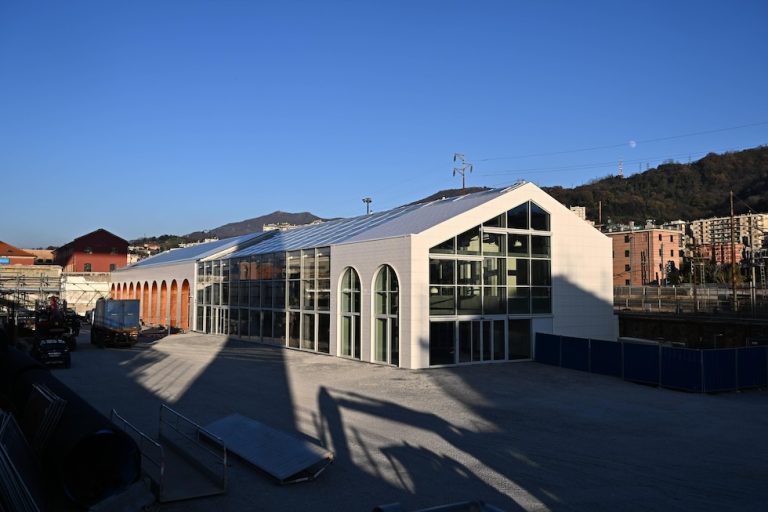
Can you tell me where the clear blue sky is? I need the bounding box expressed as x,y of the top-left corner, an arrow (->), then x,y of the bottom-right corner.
2,1 -> 767,248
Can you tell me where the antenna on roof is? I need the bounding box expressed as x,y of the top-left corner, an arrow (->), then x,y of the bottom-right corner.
362,197 -> 372,215
452,153 -> 473,189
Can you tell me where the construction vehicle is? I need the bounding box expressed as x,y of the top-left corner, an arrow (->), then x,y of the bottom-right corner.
34,295 -> 77,351
90,298 -> 140,348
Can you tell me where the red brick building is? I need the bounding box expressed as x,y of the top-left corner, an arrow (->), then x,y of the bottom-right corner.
0,241 -> 36,265
53,229 -> 129,272
606,228 -> 683,286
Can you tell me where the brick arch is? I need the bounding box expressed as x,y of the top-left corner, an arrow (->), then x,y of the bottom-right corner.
122,283 -> 128,299
160,281 -> 168,327
181,279 -> 190,331
111,284 -> 116,299
142,282 -> 150,323
150,282 -> 158,325
170,280 -> 178,328
129,282 -> 134,299
135,281 -> 141,300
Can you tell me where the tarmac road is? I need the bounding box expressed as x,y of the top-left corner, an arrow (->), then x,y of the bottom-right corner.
54,331 -> 768,512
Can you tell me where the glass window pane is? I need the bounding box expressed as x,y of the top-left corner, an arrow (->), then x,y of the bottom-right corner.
375,318 -> 387,362
302,313 -> 315,350
531,260 -> 551,286
317,248 -> 331,279
317,291 -> 330,311
391,290 -> 399,315
273,281 -> 285,308
483,286 -> 506,314
484,213 -> 505,228
482,232 -> 505,256
391,318 -> 399,367
429,321 -> 455,366
263,281 -> 274,307
302,250 -> 316,280
429,286 -> 455,315
532,287 -> 552,314
341,316 -> 351,356
288,312 -> 300,348
303,280 -> 315,310
263,311 -> 273,339
482,321 -> 491,361
457,227 -> 481,255
508,319 -> 531,359
458,321 -> 472,363
507,287 -> 531,314
456,260 -> 481,285
288,251 -> 301,279
531,235 -> 551,258
508,234 -> 529,256
430,259 -> 455,285
342,291 -> 352,313
507,258 -> 529,286
375,292 -> 386,315
274,312 -> 285,343
457,286 -> 482,315
390,271 -> 399,292
353,315 -> 361,359
250,281 -> 261,308
250,310 -> 261,338
318,279 -> 331,291
507,203 -> 529,229
430,237 -> 456,255
483,258 -> 506,286
288,281 -> 301,309
493,320 -> 505,360
530,202 -> 550,231
318,314 -> 330,354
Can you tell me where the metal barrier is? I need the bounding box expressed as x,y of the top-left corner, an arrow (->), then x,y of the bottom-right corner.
110,409 -> 164,495
535,333 -> 768,393
159,404 -> 228,491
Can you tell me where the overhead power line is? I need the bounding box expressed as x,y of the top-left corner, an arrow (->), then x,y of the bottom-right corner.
477,121 -> 768,162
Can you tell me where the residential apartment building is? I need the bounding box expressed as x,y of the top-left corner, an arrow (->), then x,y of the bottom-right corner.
691,213 -> 767,249
606,228 -> 683,286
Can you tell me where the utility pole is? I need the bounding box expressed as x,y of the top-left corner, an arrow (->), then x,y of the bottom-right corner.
730,191 -> 738,311
452,153 -> 473,189
362,197 -> 372,215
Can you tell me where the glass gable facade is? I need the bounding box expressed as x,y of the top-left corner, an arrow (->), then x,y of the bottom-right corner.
428,201 -> 551,366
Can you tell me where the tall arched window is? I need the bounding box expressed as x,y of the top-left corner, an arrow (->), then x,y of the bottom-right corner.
340,268 -> 361,359
374,265 -> 399,366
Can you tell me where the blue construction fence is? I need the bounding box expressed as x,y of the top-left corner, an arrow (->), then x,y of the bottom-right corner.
535,333 -> 768,393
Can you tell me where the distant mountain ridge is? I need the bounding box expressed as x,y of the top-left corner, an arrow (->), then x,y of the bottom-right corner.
185,211 -> 325,240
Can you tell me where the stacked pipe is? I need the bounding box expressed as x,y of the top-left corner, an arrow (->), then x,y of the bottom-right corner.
0,346 -> 140,508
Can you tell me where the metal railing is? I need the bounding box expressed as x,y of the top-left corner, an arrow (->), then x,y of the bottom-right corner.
158,404 -> 228,490
110,409 -> 165,493
614,285 -> 768,317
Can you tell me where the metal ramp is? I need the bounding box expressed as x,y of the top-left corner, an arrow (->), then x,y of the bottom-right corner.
205,413 -> 333,484
110,405 -> 227,503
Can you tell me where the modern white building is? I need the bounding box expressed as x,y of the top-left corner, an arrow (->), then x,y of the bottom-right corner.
110,182 -> 616,368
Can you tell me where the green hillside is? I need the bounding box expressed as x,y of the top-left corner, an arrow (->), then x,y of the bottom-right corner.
544,146 -> 768,224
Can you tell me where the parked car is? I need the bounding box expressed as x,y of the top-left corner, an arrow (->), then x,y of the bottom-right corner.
31,338 -> 71,368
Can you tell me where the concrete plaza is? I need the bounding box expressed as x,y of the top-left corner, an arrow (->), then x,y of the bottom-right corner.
55,330 -> 768,512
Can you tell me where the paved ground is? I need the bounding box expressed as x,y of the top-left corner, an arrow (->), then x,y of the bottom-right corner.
53,328 -> 768,512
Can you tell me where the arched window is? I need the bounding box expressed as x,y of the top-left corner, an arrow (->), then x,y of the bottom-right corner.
374,265 -> 399,366
340,268 -> 361,359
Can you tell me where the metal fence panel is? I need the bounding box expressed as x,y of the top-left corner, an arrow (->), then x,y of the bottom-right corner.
737,346 -> 768,389
590,339 -> 622,377
702,350 -> 738,393
560,336 -> 590,372
660,347 -> 702,392
534,333 -> 560,366
622,343 -> 660,385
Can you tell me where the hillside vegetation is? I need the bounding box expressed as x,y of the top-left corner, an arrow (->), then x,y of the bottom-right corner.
544,146 -> 768,224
